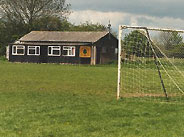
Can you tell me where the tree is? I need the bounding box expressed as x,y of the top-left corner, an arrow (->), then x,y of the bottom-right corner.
156,32 -> 183,57
32,19 -> 108,32
32,16 -> 72,31
123,30 -> 152,57
71,22 -> 107,31
0,20 -> 5,55
0,0 -> 71,29
158,32 -> 183,50
0,0 -> 71,56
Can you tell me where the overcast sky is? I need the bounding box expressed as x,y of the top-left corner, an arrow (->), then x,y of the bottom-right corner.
67,0 -> 184,31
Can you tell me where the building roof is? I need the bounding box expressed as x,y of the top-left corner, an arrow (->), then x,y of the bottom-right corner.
19,31 -> 109,43
12,42 -> 91,46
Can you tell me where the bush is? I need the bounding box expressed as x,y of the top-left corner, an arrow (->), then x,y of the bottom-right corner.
0,56 -> 7,61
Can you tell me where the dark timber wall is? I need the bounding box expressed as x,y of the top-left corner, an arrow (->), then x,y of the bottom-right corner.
9,45 -> 81,64
95,33 -> 118,64
9,33 -> 118,64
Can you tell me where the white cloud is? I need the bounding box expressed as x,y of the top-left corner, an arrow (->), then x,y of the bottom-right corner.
69,10 -> 127,28
68,0 -> 184,19
69,10 -> 184,31
130,17 -> 138,26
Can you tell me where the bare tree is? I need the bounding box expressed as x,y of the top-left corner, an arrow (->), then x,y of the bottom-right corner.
0,0 -> 71,26
157,32 -> 183,50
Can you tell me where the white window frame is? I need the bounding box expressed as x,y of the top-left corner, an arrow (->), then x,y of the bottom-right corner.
27,46 -> 40,56
48,46 -> 61,56
12,45 -> 25,55
62,46 -> 76,57
115,48 -> 118,54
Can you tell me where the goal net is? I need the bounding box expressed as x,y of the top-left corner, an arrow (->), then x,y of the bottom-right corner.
117,25 -> 184,102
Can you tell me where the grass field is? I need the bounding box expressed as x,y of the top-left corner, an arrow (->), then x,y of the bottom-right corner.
122,60 -> 184,100
0,60 -> 184,137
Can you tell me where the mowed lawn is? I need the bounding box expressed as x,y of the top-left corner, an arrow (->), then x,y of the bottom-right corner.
0,61 -> 184,137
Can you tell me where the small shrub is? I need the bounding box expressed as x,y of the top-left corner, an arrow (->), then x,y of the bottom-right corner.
0,56 -> 7,61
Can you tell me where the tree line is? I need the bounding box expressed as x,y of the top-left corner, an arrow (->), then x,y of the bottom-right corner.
0,0 -> 107,56
123,30 -> 184,59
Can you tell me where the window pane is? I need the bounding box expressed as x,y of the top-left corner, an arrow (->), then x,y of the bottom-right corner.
48,47 -> 52,54
63,47 -> 69,50
53,47 -> 60,50
53,50 -> 60,55
17,46 -> 24,49
29,49 -> 35,54
13,46 -> 16,54
69,50 -> 72,55
63,50 -> 68,55
36,47 -> 40,54
17,49 -> 24,54
29,47 -> 34,50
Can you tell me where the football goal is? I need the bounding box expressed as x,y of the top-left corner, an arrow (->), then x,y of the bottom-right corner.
117,25 -> 184,102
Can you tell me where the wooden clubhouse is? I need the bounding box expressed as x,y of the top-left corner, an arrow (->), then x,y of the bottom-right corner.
7,31 -> 118,65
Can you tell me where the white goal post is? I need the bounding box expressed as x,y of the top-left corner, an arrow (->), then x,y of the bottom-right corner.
117,25 -> 184,100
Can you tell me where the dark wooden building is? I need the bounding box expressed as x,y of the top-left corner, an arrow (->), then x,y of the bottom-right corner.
7,31 -> 118,65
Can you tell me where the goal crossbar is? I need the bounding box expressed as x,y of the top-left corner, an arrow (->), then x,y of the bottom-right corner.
120,25 -> 184,33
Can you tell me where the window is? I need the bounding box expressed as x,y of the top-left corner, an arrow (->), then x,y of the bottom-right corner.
28,46 -> 40,55
48,46 -> 61,56
115,48 -> 118,54
63,46 -> 75,56
12,45 -> 25,55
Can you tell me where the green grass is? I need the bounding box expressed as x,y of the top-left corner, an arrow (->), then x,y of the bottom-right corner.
0,61 -> 184,137
122,59 -> 184,99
